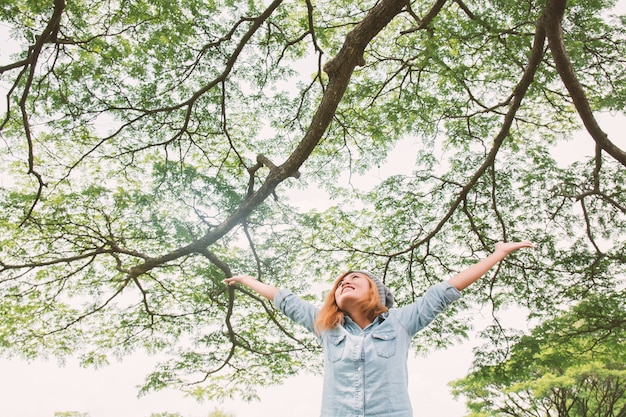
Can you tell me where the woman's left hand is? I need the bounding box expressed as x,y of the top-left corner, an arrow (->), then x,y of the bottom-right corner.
494,240 -> 534,256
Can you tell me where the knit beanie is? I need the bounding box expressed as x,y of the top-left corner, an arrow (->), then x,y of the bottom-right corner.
348,270 -> 395,308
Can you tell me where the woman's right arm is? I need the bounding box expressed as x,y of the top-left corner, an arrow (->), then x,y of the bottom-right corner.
223,275 -> 279,301
225,274 -> 319,335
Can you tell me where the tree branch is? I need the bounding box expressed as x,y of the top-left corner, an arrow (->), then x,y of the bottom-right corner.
126,0 -> 412,279
543,0 -> 626,167
397,21 -> 547,255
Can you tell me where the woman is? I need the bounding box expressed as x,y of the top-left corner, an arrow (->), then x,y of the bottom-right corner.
224,241 -> 533,417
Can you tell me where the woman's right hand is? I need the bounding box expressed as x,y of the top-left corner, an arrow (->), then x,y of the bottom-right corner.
223,275 -> 279,301
223,275 -> 256,286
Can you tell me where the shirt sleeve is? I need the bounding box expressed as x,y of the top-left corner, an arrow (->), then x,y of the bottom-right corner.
273,288 -> 320,335
393,281 -> 462,336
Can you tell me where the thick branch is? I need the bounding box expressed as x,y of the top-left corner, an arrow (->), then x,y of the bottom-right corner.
127,0 -> 411,278
395,21 -> 548,255
543,0 -> 626,167
401,0 -> 448,34
12,0 -> 67,224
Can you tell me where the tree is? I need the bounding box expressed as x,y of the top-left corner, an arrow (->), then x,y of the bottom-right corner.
450,291 -> 626,416
208,409 -> 236,417
147,410 -> 235,417
54,412 -> 90,417
0,0 -> 625,402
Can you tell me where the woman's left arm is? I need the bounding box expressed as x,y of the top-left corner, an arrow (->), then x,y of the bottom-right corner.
447,241 -> 534,291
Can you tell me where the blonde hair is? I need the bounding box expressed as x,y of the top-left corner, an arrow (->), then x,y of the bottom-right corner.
314,271 -> 388,334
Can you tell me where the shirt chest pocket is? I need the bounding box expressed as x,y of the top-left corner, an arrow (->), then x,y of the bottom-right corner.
327,333 -> 347,362
371,331 -> 397,358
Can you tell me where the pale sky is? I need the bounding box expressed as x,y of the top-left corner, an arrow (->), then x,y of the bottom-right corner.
1,3 -> 625,416
0,343 -> 473,417
1,112 -> 623,417
0,119 -> 479,417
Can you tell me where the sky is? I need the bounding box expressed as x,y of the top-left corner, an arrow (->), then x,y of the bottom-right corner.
0,114 -> 480,417
0,341 -> 473,417
1,3 -> 625,417
1,111 -> 623,417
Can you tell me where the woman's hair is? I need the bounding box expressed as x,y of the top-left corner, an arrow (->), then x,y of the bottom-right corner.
314,271 -> 388,334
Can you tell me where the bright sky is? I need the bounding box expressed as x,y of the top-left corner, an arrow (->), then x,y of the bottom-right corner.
0,343 -> 473,417
0,119 -> 479,417
1,111 -> 623,417
1,2 -> 625,416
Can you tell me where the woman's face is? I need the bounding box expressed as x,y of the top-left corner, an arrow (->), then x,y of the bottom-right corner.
334,272 -> 372,310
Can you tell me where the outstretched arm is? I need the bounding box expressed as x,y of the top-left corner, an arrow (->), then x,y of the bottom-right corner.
223,275 -> 279,301
448,241 -> 533,291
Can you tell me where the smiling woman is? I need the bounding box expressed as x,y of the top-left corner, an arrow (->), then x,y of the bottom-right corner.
318,271 -> 390,331
223,241 -> 533,417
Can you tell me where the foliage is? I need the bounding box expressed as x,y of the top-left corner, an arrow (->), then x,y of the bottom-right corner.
147,408 -> 235,416
208,409 -> 236,417
451,291 -> 626,416
54,412 -> 90,417
1,0 -> 625,403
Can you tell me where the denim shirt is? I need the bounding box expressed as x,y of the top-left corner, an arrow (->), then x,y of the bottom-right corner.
274,281 -> 462,417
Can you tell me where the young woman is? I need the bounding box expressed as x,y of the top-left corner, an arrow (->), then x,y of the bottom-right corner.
224,241 -> 533,417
